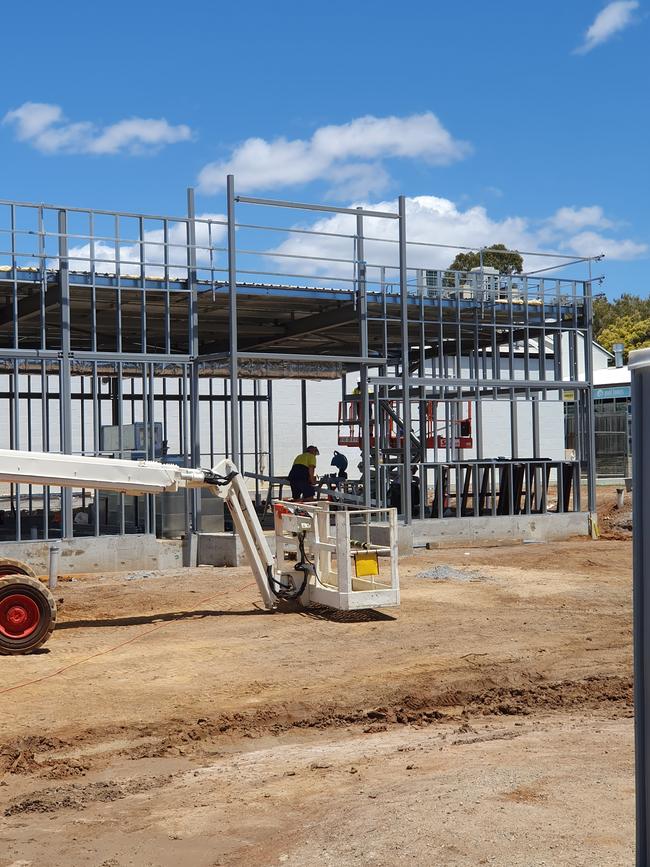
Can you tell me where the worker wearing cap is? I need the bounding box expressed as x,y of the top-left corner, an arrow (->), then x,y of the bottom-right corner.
288,445 -> 319,500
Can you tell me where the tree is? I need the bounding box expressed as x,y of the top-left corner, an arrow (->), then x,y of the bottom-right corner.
597,315 -> 650,362
447,243 -> 524,275
592,293 -> 613,336
592,293 -> 650,358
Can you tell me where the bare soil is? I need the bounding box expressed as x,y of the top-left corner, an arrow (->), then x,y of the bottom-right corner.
0,525 -> 635,865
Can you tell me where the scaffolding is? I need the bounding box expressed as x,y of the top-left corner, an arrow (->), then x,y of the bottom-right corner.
0,177 -> 598,544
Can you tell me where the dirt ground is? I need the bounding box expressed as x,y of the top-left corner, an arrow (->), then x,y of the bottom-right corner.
0,490 -> 636,866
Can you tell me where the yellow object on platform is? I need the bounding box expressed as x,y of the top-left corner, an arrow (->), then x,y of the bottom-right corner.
354,551 -> 379,579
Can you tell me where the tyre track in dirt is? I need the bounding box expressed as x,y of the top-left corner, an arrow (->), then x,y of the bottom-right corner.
0,671 -> 632,781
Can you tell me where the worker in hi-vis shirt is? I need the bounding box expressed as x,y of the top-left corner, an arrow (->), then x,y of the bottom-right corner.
288,445 -> 319,500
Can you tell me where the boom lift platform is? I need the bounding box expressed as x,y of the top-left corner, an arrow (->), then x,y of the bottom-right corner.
0,450 -> 400,655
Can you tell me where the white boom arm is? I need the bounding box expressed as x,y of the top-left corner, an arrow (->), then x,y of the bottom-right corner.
0,449 -> 400,614
0,449 -> 276,609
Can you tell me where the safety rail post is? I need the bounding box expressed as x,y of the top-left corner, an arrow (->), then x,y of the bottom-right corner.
631,348 -> 650,866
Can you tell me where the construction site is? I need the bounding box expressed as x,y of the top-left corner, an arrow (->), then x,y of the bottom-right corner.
0,182 -> 635,865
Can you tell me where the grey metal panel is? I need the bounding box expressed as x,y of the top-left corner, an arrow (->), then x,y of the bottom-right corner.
630,348 -> 650,865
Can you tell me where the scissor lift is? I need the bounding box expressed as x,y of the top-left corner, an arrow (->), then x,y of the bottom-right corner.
338,399 -> 473,450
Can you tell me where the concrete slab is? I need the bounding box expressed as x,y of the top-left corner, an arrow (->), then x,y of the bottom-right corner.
0,534 -> 183,574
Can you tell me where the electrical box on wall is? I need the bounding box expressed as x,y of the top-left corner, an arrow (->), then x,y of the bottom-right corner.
101,423 -> 164,456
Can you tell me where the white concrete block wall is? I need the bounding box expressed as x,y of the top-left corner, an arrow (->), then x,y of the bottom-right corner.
270,378 -> 360,479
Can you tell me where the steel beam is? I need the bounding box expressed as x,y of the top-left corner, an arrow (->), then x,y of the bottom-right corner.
237,304 -> 358,351
199,350 -> 387,365
0,285 -> 60,328
236,194 -> 398,220
369,376 -> 588,390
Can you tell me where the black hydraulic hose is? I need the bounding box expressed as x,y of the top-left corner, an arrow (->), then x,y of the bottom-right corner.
267,531 -> 315,601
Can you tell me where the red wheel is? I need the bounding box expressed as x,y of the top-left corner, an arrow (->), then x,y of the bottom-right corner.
0,593 -> 41,639
0,575 -> 56,655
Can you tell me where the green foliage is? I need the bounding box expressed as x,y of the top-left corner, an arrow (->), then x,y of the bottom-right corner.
447,243 -> 524,275
598,315 -> 650,361
593,293 -> 650,361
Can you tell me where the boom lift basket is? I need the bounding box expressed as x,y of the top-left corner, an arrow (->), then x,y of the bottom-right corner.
273,501 -> 400,611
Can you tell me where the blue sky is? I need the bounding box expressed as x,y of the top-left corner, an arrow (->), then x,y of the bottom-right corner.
0,0 -> 647,295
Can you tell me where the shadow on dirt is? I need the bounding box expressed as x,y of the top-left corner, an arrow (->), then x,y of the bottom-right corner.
57,607 -> 273,630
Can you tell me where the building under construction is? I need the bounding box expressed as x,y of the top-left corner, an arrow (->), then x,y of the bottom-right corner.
0,179 -> 598,567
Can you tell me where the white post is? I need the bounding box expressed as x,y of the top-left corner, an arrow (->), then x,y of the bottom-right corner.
335,510 -> 352,600
48,542 -> 60,590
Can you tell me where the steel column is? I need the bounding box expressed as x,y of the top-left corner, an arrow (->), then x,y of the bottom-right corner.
584,278 -> 597,514
226,175 -> 240,462
301,380 -> 308,452
58,210 -> 74,538
357,209 -> 371,507
532,396 -> 540,459
187,188 -> 201,531
398,196 -> 412,523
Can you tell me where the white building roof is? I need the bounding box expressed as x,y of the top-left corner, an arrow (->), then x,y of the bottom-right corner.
593,365 -> 630,387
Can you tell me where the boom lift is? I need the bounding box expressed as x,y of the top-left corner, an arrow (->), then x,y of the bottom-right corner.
0,450 -> 399,655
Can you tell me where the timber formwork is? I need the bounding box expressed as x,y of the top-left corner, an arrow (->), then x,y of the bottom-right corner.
0,179 -> 598,542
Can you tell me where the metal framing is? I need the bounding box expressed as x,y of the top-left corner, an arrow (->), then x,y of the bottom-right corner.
0,180 -> 598,542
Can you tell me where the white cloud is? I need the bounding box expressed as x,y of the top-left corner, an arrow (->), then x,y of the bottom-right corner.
3,102 -> 193,155
261,196 -> 647,282
325,162 -> 391,200
564,230 -> 648,260
265,196 -> 540,279
547,205 -> 614,231
197,112 -> 471,196
575,1 -> 640,54
63,215 -> 226,278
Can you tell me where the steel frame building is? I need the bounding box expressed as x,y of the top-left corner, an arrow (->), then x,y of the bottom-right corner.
0,176 -> 598,546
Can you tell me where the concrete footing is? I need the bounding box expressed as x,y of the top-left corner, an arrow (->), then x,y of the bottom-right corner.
0,511 -> 592,575
355,511 -> 590,555
0,534 -> 183,574
197,532 -> 246,567
412,512 -> 590,550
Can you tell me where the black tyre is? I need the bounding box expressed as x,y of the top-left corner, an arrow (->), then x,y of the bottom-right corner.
0,569 -> 57,655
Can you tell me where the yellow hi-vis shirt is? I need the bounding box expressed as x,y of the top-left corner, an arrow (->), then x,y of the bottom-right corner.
292,452 -> 317,469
